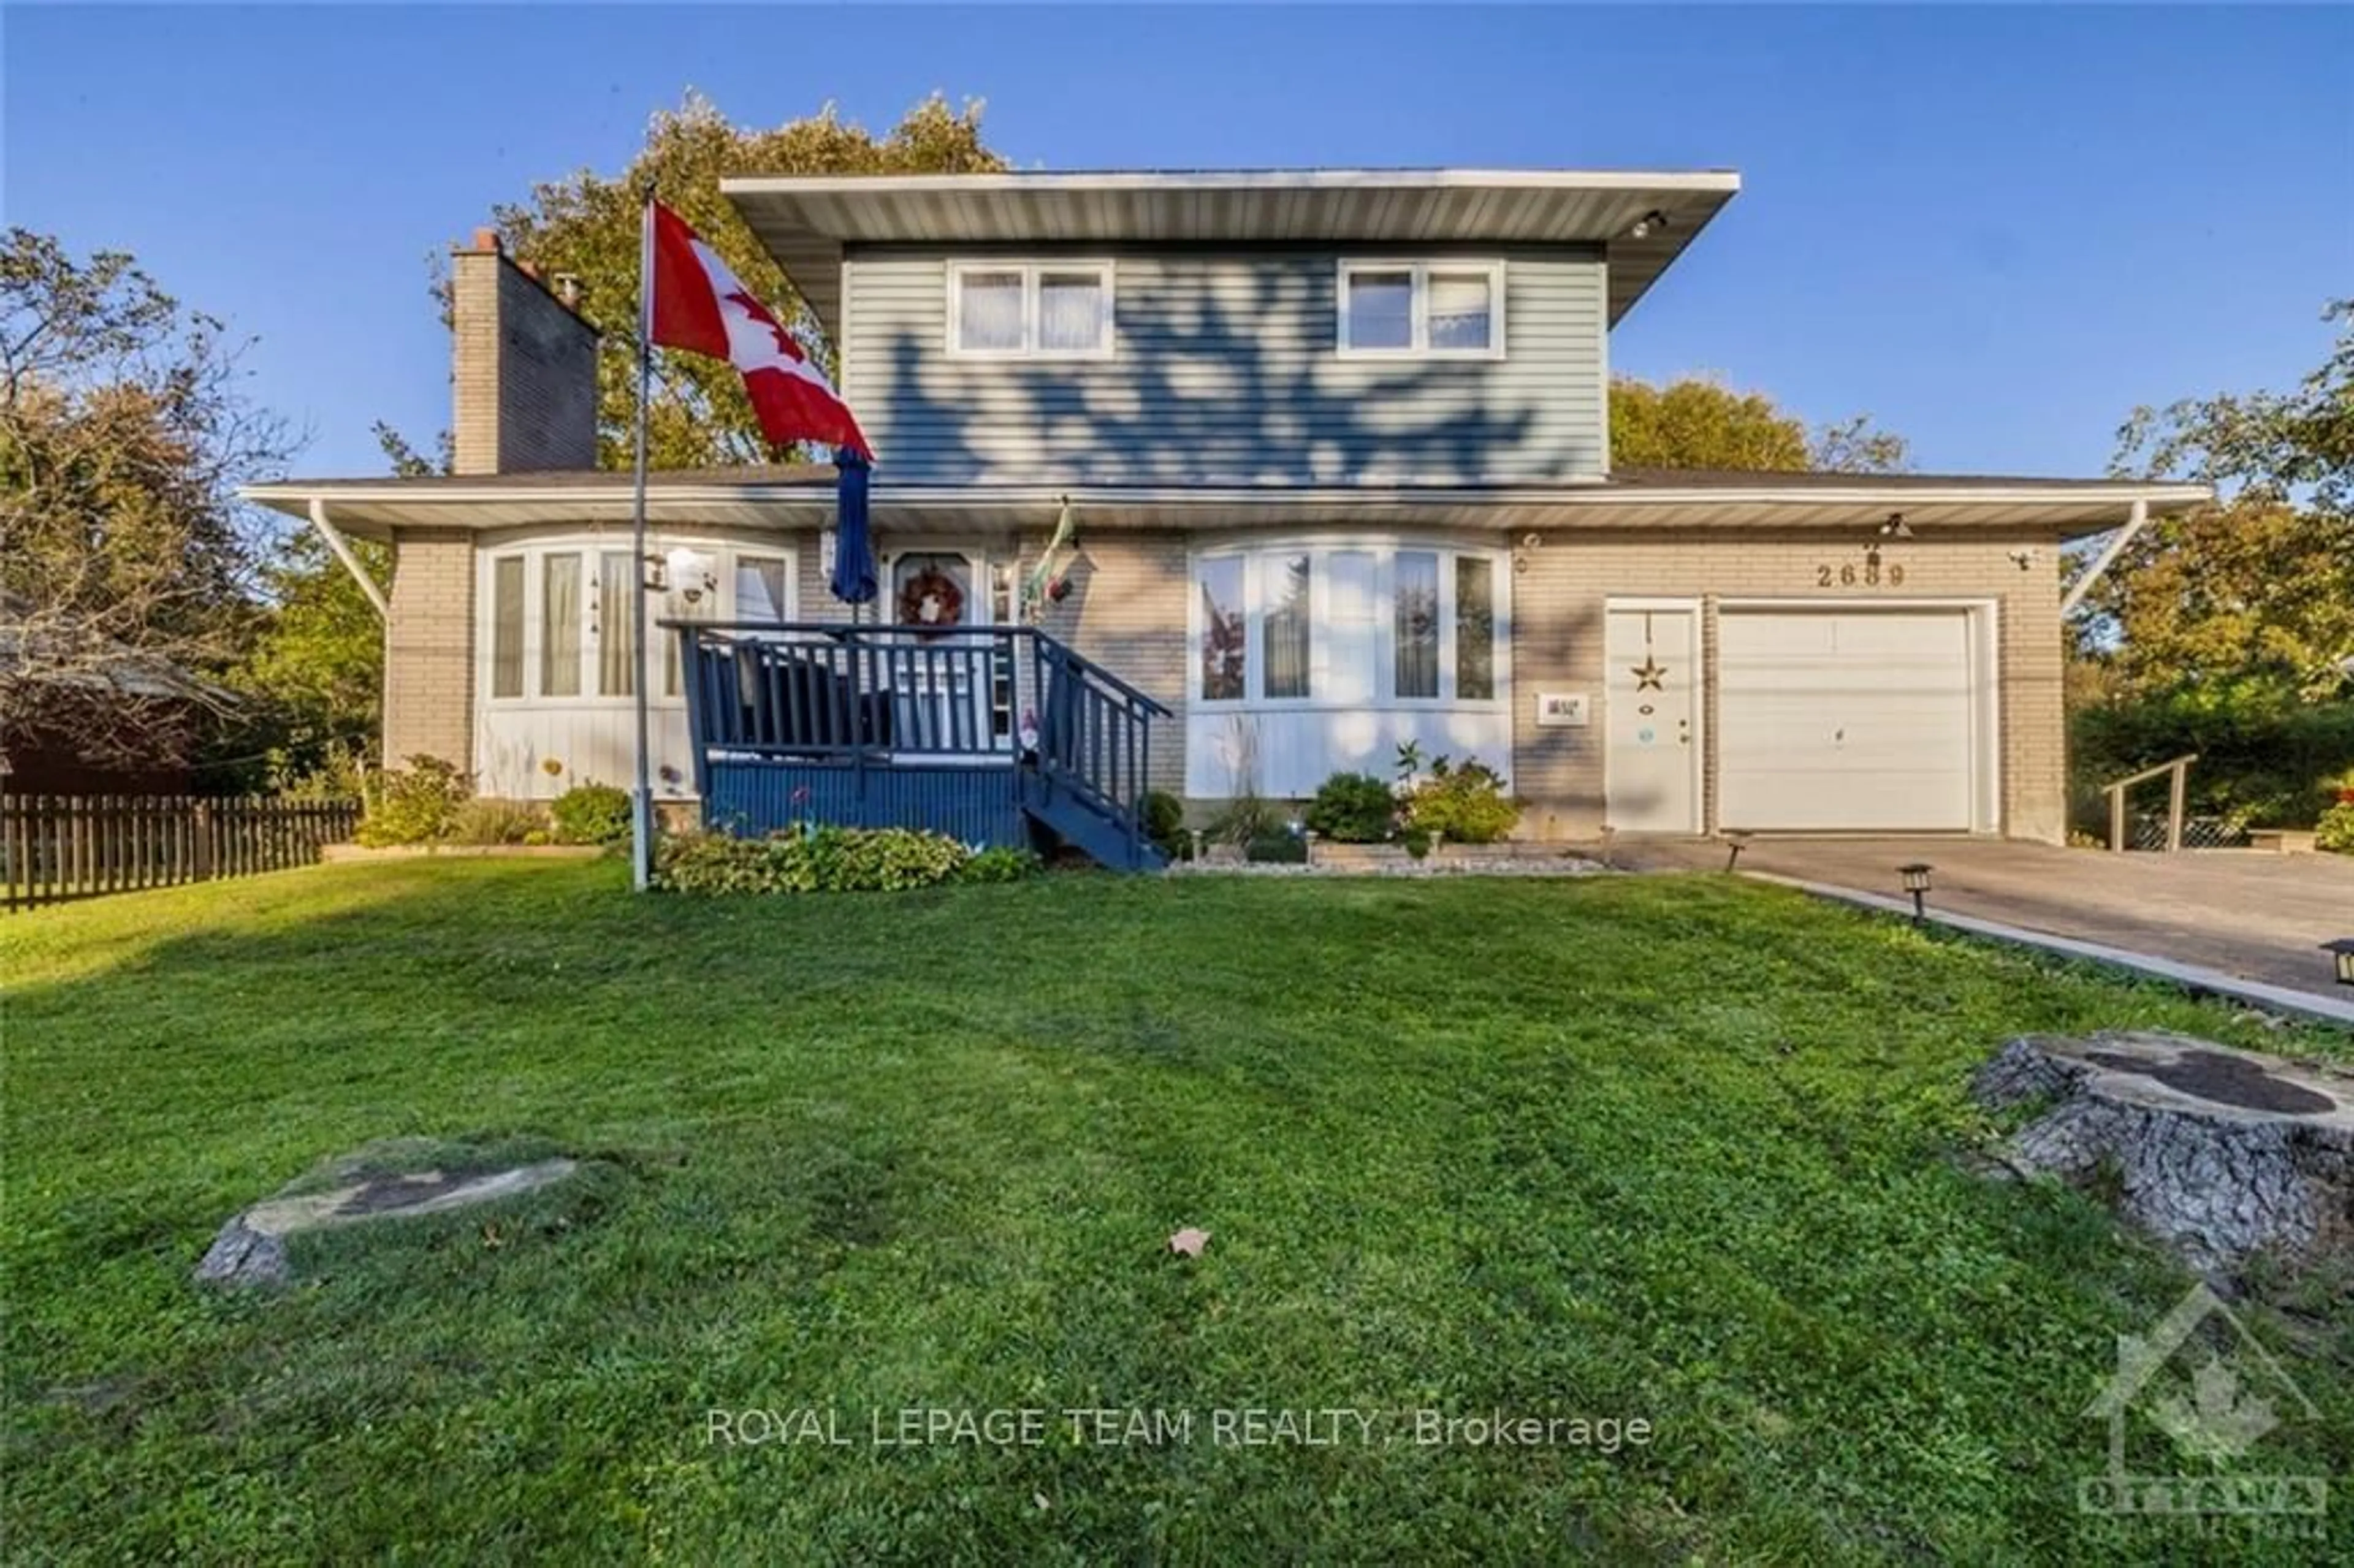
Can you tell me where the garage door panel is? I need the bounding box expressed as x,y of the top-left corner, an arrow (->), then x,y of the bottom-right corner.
1717,610 -> 1981,832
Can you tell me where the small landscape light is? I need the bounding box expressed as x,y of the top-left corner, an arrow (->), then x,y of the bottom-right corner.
1723,831 -> 1752,873
1899,862 -> 1934,926
2323,938 -> 2354,989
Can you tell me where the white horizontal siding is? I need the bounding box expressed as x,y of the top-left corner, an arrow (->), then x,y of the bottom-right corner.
842,248 -> 1607,486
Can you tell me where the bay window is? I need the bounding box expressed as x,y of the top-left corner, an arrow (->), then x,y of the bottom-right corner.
1192,542 -> 1504,707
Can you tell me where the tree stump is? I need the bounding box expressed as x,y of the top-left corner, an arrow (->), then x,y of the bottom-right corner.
1971,1031 -> 2354,1276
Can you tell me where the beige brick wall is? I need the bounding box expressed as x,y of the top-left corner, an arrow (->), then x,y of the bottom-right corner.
449,235 -> 599,476
1510,529 -> 2068,843
383,527 -> 476,771
1027,531 -> 1190,794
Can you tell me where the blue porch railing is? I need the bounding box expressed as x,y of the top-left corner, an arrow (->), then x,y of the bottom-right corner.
668,621 -> 1171,869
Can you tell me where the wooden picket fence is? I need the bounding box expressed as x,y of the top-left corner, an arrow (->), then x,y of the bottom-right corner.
1,794 -> 361,911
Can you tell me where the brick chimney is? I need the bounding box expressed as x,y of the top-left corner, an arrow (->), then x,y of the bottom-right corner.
449,228 -> 601,474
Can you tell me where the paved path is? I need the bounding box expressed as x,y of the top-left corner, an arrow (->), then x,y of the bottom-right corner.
1617,837 -> 2354,1003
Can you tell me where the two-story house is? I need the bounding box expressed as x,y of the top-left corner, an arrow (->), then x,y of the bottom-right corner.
246,169 -> 2206,866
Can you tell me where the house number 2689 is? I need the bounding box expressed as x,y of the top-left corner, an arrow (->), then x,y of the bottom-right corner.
1816,561 -> 1904,587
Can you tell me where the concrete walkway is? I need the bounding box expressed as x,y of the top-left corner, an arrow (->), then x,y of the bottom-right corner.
1617,837 -> 2354,1005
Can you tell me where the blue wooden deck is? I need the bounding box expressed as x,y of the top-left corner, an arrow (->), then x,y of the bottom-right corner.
671,622 -> 1170,870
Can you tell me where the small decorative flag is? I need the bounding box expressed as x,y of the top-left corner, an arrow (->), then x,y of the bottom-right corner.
646,199 -> 872,459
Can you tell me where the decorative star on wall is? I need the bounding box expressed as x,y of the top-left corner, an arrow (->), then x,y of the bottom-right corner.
1630,657 -> 1668,691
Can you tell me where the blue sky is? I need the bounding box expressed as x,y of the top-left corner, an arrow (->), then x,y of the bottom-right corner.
7,4 -> 2349,481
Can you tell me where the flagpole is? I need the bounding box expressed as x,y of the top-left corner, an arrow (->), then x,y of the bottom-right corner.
628,186 -> 655,892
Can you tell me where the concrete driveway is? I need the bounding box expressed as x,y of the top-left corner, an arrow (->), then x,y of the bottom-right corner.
1619,837 -> 2354,1002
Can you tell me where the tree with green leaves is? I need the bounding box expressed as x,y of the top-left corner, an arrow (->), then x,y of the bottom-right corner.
1,227 -> 295,771
381,92 -> 1004,472
1609,375 -> 1910,473
2077,300 -> 2354,699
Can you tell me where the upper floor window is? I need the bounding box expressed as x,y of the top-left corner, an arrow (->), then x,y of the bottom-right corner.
1337,262 -> 1506,359
948,262 -> 1114,359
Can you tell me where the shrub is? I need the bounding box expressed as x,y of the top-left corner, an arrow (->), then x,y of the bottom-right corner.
450,798 -> 547,846
655,826 -> 1039,894
356,755 -> 471,847
1141,790 -> 1187,859
1305,772 -> 1396,843
550,783 -> 634,847
2317,800 -> 2354,854
1209,790 -> 1287,847
1399,756 -> 1522,844
1244,830 -> 1307,864
961,845 -> 1042,883
2069,683 -> 2354,832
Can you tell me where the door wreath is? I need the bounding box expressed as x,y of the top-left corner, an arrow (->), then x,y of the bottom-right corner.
897,566 -> 966,637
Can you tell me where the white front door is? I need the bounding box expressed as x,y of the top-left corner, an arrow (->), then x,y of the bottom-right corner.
885,547 -> 1010,755
1604,605 -> 1700,834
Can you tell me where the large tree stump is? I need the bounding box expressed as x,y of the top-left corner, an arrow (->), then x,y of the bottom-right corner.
1971,1031 -> 2354,1276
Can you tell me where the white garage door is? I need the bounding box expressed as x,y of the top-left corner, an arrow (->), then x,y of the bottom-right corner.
1717,610 -> 1981,831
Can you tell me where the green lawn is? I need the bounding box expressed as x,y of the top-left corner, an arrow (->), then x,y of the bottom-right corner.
3,862 -> 2348,1563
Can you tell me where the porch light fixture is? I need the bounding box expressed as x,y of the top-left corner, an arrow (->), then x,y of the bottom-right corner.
664,546 -> 719,605
1899,862 -> 1935,926
1878,512 -> 1914,539
1628,209 -> 1668,240
2323,938 -> 2354,989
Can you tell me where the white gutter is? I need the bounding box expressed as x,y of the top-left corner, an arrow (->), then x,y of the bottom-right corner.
246,479 -> 2211,512
2059,497 -> 2152,617
307,498 -> 389,620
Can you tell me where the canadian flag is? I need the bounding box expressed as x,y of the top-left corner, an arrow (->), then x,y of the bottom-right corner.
647,199 -> 872,459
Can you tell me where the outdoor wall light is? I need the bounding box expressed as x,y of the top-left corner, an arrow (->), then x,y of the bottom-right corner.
640,553 -> 669,593
1878,512 -> 1914,539
1628,209 -> 1667,240
1899,862 -> 1935,926
665,547 -> 719,605
2323,938 -> 2354,989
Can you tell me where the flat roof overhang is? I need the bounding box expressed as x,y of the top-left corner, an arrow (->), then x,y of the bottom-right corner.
720,168 -> 1744,333
242,474 -> 2211,542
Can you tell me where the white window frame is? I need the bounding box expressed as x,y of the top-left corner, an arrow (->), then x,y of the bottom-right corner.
1336,261 -> 1507,360
1187,539 -> 1509,712
474,536 -> 799,707
946,261 -> 1117,360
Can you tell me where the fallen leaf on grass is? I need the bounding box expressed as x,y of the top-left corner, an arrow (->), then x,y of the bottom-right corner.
1168,1227 -> 1209,1258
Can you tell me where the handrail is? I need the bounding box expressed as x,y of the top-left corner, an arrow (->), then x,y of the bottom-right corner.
663,620 -> 1172,718
2102,753 -> 2199,793
2101,752 -> 2197,853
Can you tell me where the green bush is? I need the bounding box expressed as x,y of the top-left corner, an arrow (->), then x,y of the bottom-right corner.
1141,790 -> 1187,859
2070,683 -> 2354,831
1305,772 -> 1396,843
450,799 -> 547,846
355,756 -> 471,847
655,826 -> 1039,894
1244,829 -> 1308,864
2317,799 -> 2354,854
550,783 -> 634,847
960,845 -> 1042,883
1400,756 -> 1521,844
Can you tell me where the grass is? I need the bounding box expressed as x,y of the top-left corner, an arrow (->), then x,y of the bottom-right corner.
3,861 -> 2348,1563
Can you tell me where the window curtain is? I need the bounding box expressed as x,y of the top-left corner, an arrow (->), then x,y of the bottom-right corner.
1038,273 -> 1105,352
541,554 -> 581,697
1395,552 -> 1439,698
598,551 -> 635,697
1264,554 -> 1311,699
490,557 -> 524,698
